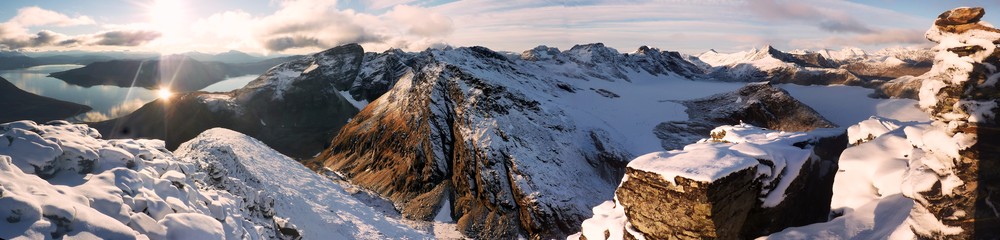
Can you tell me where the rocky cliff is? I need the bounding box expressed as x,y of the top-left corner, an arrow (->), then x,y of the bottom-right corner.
575,124 -> 846,239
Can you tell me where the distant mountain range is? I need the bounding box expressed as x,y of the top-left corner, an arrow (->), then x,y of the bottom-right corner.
0,49 -> 286,70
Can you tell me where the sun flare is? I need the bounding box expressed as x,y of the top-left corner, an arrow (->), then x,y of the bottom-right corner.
157,88 -> 173,100
149,0 -> 184,25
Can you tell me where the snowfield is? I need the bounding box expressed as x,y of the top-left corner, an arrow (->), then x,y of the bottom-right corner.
175,128 -> 427,239
0,121 -> 426,239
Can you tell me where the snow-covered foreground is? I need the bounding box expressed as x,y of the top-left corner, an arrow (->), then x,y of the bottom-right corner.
0,121 -> 426,239
175,128 -> 428,239
764,118 -> 927,239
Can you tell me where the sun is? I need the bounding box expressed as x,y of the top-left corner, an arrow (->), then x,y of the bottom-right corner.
157,88 -> 173,100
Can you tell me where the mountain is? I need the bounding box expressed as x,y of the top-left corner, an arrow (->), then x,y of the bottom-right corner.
88,44 -> 368,159
693,45 -> 934,99
655,82 -> 837,150
183,50 -> 262,64
573,7 -> 1000,239
47,55 -> 290,92
0,50 -> 37,70
0,120 -> 426,239
306,43 -> 818,238
0,76 -> 91,122
91,42 -> 846,238
48,56 -> 233,92
692,45 -> 860,85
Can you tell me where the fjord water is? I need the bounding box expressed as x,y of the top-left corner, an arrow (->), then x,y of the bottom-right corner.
0,65 -> 256,121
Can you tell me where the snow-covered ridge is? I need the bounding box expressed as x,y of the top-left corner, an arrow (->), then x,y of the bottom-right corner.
0,121 -> 425,239
175,128 -> 427,239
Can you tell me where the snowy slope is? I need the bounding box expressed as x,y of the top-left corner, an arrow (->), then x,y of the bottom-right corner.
315,43 -> 748,238
694,46 -> 859,84
0,120 -> 425,239
174,128 -> 426,239
0,120 -> 264,239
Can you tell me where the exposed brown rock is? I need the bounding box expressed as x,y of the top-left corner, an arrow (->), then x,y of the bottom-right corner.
935,7 -> 985,26
616,166 -> 760,240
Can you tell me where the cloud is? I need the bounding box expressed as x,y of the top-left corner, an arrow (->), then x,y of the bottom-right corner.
788,29 -> 928,49
263,36 -> 322,51
385,5 -> 454,37
0,7 -> 99,49
92,30 -> 162,46
0,30 -> 68,48
193,0 -> 455,52
745,0 -> 872,33
7,6 -> 95,27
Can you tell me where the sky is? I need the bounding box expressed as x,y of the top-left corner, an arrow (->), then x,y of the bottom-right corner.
0,0 -> 998,55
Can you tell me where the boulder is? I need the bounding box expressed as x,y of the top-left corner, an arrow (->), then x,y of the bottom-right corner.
578,124 -> 847,239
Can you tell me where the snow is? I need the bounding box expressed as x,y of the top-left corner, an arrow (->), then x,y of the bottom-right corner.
847,116 -> 903,144
431,198 -> 464,239
778,84 -> 930,126
629,143 -> 759,185
577,124 -> 828,238
629,124 -> 821,201
0,121 -> 427,239
160,213 -> 225,239
574,200 -> 631,240
338,90 -> 369,109
174,128 -> 428,239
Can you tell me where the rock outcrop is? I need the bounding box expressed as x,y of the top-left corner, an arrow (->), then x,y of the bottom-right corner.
902,7 -> 1000,238
576,124 -> 847,239
655,82 -> 837,150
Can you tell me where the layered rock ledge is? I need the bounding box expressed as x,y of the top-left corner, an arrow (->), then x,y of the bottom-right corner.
576,124 -> 846,239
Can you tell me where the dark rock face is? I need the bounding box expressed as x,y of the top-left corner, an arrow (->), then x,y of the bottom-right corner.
655,82 -> 836,150
741,133 -> 847,237
0,76 -> 91,123
617,166 -> 760,239
90,44 -> 365,158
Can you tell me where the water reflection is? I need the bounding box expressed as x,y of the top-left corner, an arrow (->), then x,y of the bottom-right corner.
0,65 -> 258,122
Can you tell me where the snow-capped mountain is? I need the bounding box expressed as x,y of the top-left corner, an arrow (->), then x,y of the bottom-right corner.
691,45 -> 860,85
308,43 -> 827,238
0,121 -> 425,239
